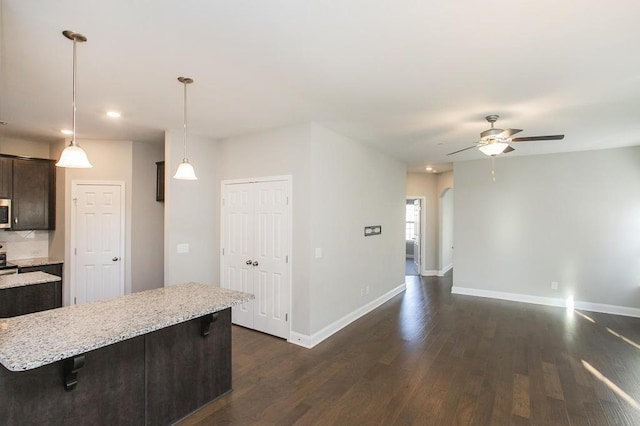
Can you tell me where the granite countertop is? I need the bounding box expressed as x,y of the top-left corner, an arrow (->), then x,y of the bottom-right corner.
11,258 -> 63,268
0,283 -> 253,372
0,271 -> 61,290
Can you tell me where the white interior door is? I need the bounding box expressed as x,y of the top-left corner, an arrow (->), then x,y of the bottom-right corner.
221,177 -> 291,340
73,182 -> 125,304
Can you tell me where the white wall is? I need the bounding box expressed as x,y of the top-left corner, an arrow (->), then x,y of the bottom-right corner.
308,124 -> 405,333
164,131 -> 221,287
219,122 -> 406,338
453,146 -> 640,312
440,188 -> 454,272
132,141 -> 164,292
0,136 -> 51,158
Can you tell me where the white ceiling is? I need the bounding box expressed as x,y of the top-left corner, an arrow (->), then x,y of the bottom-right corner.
1,0 -> 639,171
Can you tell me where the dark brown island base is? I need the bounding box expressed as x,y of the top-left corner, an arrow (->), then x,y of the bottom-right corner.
0,283 -> 253,425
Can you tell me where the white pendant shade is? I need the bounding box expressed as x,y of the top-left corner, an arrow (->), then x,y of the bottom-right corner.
479,142 -> 509,156
56,143 -> 93,168
173,160 -> 197,180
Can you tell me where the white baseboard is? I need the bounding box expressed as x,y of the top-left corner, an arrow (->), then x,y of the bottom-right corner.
421,264 -> 453,277
438,264 -> 453,277
451,286 -> 640,318
289,282 -> 406,349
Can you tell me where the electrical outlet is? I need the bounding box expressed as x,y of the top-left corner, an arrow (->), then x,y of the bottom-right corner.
366,285 -> 370,295
551,281 -> 559,290
360,287 -> 364,297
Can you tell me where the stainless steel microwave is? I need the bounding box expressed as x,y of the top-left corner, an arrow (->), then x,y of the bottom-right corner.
0,199 -> 11,229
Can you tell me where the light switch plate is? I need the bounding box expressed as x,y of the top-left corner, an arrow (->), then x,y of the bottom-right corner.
315,248 -> 322,258
177,243 -> 189,254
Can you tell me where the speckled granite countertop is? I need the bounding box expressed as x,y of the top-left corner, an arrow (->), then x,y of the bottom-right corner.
0,283 -> 253,372
11,258 -> 63,268
0,271 -> 61,290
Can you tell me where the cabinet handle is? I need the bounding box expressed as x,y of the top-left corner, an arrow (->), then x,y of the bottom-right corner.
252,261 -> 259,267
245,260 -> 252,265
112,257 -> 120,262
14,217 -> 17,224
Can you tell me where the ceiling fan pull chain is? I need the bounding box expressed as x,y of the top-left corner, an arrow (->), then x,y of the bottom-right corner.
491,157 -> 496,182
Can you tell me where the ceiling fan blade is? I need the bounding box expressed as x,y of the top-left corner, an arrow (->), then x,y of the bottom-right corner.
503,146 -> 515,154
446,146 -> 477,156
511,135 -> 565,142
499,128 -> 523,138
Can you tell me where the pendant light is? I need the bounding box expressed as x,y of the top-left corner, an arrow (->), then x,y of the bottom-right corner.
56,30 -> 92,168
173,76 -> 197,180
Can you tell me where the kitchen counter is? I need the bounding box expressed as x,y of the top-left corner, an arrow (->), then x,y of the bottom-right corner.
0,282 -> 252,372
0,271 -> 60,290
10,257 -> 63,268
1,282 -> 254,425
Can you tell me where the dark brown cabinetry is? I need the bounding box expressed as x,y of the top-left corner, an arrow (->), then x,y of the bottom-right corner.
0,309 -> 232,424
0,157 -> 13,199
156,161 -> 165,202
0,280 -> 62,318
12,158 -> 56,230
18,263 -> 63,278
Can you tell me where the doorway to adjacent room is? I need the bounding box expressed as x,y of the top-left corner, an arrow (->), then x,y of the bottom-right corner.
405,197 -> 424,276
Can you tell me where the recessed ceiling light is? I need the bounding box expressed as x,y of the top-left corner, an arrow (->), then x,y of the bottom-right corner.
61,129 -> 73,135
106,111 -> 121,118
425,166 -> 433,171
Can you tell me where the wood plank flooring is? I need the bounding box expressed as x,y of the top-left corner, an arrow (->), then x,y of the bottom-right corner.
179,273 -> 640,425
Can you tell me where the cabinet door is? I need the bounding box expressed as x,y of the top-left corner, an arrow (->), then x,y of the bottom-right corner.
12,158 -> 55,230
0,157 -> 13,199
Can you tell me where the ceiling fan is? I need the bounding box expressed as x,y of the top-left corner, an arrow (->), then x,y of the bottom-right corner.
447,115 -> 564,157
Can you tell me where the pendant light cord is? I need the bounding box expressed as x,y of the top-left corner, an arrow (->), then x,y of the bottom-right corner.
72,36 -> 78,147
183,80 -> 188,161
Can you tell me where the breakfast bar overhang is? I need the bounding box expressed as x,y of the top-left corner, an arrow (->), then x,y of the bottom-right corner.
0,283 -> 253,425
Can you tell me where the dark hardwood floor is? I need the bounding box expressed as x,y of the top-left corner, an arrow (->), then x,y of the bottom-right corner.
180,273 -> 640,425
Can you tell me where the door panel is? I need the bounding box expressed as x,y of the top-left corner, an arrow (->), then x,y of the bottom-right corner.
222,183 -> 254,328
252,181 -> 289,338
75,184 -> 123,304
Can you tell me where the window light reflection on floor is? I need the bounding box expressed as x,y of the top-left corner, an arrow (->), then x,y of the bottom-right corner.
582,360 -> 640,411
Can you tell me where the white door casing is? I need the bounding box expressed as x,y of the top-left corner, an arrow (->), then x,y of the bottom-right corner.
221,176 -> 291,340
71,181 -> 125,304
413,199 -> 421,274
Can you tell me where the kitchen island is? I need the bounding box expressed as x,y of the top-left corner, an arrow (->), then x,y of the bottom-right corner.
0,271 -> 61,317
0,282 -> 253,425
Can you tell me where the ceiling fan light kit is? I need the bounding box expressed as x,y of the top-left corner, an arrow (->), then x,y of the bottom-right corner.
478,142 -> 509,156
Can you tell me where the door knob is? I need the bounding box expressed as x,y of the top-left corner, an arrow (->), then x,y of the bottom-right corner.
112,257 -> 120,262
246,260 -> 253,265
252,261 -> 259,267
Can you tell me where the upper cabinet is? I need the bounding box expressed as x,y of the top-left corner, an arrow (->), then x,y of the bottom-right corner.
0,155 -> 56,231
12,158 -> 55,231
0,157 -> 13,199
